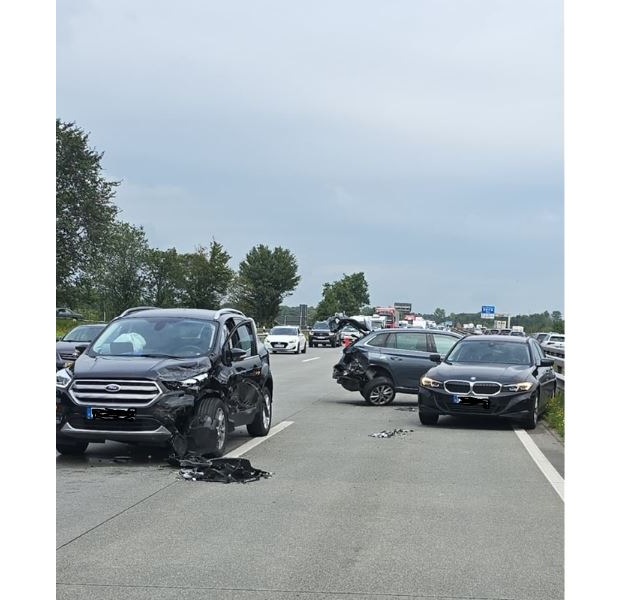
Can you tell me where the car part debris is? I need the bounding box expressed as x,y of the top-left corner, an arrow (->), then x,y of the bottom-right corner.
369,429 -> 414,438
168,455 -> 272,483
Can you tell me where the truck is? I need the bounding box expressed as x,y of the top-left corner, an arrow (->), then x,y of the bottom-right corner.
374,307 -> 400,329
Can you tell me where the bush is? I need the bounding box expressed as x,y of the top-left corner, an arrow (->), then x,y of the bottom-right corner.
543,390 -> 564,439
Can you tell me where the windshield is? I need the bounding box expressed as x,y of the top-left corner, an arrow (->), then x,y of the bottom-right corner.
62,325 -> 105,342
313,321 -> 330,330
447,340 -> 531,365
90,317 -> 217,358
549,335 -> 564,343
269,327 -> 299,336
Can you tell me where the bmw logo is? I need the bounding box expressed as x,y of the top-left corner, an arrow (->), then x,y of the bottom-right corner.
470,376 -> 476,380
105,384 -> 121,392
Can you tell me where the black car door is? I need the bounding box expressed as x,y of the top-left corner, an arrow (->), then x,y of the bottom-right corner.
226,321 -> 263,425
532,341 -> 556,407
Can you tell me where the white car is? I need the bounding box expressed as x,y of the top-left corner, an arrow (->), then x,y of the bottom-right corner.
264,326 -> 307,354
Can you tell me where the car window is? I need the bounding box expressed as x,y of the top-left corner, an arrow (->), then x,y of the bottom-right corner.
531,341 -> 546,363
549,335 -> 564,343
433,334 -> 458,354
232,322 -> 255,357
366,333 -> 389,348
387,332 -> 428,351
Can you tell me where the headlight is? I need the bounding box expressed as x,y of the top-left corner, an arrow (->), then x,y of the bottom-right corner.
56,368 -> 72,389
421,376 -> 443,389
503,382 -> 534,392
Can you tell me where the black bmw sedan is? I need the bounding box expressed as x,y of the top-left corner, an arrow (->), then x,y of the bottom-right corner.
418,335 -> 557,429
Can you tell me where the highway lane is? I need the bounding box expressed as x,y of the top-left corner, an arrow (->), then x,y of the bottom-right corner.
57,346 -> 564,599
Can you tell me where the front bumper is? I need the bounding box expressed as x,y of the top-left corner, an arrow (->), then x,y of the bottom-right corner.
418,386 -> 533,419
56,387 -> 194,445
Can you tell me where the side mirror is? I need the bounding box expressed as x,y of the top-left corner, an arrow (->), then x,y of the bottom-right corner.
75,343 -> 89,355
540,358 -> 555,367
229,347 -> 248,362
429,353 -> 442,363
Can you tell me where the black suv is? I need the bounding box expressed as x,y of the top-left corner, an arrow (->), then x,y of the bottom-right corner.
332,326 -> 462,405
56,307 -> 273,457
308,320 -> 341,347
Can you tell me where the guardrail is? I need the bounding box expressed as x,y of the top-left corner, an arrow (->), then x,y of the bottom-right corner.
541,344 -> 564,391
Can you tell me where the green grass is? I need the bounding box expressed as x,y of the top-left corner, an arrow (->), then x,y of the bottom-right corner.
543,390 -> 564,439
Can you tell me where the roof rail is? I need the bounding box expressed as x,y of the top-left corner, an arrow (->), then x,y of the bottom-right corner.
215,308 -> 245,318
117,306 -> 159,318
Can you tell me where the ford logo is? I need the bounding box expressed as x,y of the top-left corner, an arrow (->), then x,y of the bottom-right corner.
105,384 -> 121,393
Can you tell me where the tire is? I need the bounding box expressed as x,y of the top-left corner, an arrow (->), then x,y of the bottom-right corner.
294,344 -> 300,354
194,397 -> 228,457
56,440 -> 89,455
309,342 -> 313,348
247,387 -> 272,436
362,377 -> 396,406
419,410 -> 439,425
522,392 -> 539,430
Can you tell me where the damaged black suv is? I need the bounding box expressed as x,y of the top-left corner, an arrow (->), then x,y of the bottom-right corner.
56,307 -> 273,457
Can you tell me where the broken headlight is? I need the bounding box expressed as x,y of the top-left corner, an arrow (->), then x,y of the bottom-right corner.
56,368 -> 72,389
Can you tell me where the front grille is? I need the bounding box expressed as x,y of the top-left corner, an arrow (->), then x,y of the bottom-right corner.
444,380 -> 501,396
69,379 -> 161,406
472,382 -> 501,395
444,381 -> 471,394
271,342 -> 287,348
68,414 -> 162,432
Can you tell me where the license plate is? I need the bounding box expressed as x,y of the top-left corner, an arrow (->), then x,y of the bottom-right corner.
86,407 -> 136,421
272,343 -> 282,348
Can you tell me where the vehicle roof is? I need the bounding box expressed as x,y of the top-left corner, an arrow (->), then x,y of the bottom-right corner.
371,327 -> 461,335
119,308 -> 244,320
460,334 -> 529,344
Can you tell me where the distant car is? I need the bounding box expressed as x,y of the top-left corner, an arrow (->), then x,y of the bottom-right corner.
509,331 -> 527,337
308,320 -> 341,347
56,308 -> 85,320
498,329 -> 512,335
418,335 -> 557,429
339,325 -> 362,343
264,326 -> 307,354
56,323 -> 107,370
332,323 -> 463,405
534,332 -> 565,348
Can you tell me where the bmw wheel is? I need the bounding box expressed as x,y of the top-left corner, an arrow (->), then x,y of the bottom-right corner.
522,392 -> 539,430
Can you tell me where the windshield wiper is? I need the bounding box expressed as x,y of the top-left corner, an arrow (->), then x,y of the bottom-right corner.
133,353 -> 179,358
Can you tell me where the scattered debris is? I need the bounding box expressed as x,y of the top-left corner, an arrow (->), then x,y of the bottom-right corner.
168,455 -> 273,483
369,429 -> 414,438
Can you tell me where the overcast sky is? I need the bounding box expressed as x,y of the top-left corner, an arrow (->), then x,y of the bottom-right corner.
56,0 -> 563,316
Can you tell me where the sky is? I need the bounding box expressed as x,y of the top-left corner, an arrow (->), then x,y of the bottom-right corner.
55,0 -> 564,317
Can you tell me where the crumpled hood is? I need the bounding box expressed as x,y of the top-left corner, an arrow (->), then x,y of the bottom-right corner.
428,362 -> 533,384
71,354 -> 212,381
328,316 -> 371,334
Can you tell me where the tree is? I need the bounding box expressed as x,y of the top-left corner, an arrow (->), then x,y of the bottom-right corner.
143,248 -> 185,307
180,240 -> 234,309
56,119 -> 119,305
314,273 -> 370,319
434,308 -> 446,322
230,245 -> 300,327
90,221 -> 149,318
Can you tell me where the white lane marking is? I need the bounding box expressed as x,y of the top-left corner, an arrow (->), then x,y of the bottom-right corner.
224,421 -> 294,458
302,357 -> 320,363
513,428 -> 564,502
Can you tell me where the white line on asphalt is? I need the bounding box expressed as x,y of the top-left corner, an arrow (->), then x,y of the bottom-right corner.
302,357 -> 320,363
224,420 -> 294,458
513,428 -> 564,502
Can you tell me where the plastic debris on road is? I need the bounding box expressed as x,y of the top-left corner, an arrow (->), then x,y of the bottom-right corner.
168,455 -> 273,483
369,429 -> 414,438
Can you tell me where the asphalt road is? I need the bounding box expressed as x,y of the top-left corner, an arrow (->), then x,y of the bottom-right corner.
57,347 -> 564,600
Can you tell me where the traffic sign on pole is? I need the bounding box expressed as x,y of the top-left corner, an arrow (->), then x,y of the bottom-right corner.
481,305 -> 495,320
